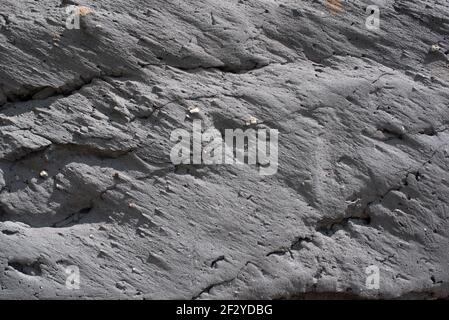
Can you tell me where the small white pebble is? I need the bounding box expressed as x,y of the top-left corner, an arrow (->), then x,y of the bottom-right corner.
245,116 -> 258,126
132,267 -> 140,274
89,234 -> 94,239
188,106 -> 200,114
39,170 -> 48,178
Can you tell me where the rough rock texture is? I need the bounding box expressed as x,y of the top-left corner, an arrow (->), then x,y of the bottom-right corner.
0,0 -> 448,299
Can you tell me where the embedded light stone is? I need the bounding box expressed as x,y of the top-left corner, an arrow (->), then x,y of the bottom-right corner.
39,171 -> 49,178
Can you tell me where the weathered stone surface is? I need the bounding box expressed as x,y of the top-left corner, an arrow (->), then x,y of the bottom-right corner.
0,0 -> 448,299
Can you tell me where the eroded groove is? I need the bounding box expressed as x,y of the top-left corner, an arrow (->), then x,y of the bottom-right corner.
8,259 -> 42,277
0,70 -> 125,108
316,215 -> 371,236
2,141 -> 136,163
191,278 -> 235,300
51,206 -> 93,228
174,61 -> 271,74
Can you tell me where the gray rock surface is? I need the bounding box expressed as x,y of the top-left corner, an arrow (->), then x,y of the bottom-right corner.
0,0 -> 448,299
